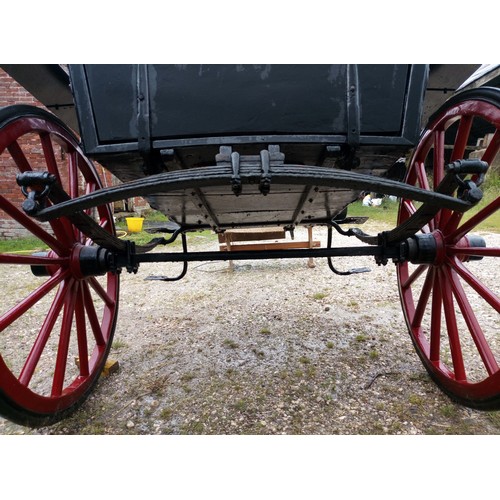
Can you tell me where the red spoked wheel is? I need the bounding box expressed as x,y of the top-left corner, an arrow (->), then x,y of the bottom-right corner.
397,88 -> 500,409
0,105 -> 119,426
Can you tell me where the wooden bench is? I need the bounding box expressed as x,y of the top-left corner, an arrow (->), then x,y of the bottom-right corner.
218,226 -> 320,270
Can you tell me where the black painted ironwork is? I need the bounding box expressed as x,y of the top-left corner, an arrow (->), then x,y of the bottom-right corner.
32,164 -> 473,227
326,225 -> 371,276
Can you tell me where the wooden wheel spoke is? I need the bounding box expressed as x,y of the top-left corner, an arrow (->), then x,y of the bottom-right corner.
39,133 -> 62,182
451,116 -> 473,161
402,264 -> 428,290
448,246 -> 500,258
88,277 -> 116,308
51,280 -> 78,396
0,254 -> 65,265
446,197 -> 500,244
0,268 -> 69,332
481,129 -> 500,166
429,268 -> 441,363
439,268 -> 467,381
18,277 -> 73,386
442,210 -> 463,237
411,267 -> 434,329
0,194 -> 66,255
415,160 -> 430,191
402,199 -> 416,217
81,282 -> 106,346
448,256 -> 500,313
100,217 -> 109,231
68,150 -> 79,199
445,266 -> 499,376
75,284 -> 89,377
432,130 -> 446,228
433,130 -> 445,188
7,140 -> 32,172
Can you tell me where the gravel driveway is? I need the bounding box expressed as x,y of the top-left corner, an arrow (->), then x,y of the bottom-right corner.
1,221 -> 499,435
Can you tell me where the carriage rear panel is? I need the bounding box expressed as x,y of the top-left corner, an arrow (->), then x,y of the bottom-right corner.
68,64 -> 428,230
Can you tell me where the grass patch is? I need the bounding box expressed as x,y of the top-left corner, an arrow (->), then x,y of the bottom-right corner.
180,372 -> 196,383
326,341 -> 334,349
112,339 -> 128,349
348,199 -> 399,226
160,408 -> 173,420
259,327 -> 271,335
233,399 -> 249,412
0,236 -> 47,253
355,334 -> 367,342
305,365 -> 317,378
312,292 -> 329,300
223,339 -> 239,349
439,404 -> 458,418
182,421 -> 205,433
408,394 -> 424,406
486,411 -> 500,428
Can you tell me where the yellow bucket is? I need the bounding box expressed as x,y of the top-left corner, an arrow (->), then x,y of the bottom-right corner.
126,217 -> 144,233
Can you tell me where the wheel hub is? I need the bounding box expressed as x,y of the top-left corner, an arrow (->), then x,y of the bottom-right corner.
69,244 -> 111,279
30,245 -> 111,279
405,232 -> 486,265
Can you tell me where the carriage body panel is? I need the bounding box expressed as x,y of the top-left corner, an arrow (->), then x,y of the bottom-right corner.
68,64 -> 428,230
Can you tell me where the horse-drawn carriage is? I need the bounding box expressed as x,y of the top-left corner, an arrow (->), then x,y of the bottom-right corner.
0,64 -> 498,427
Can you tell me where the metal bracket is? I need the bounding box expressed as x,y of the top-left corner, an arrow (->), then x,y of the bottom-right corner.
137,64 -> 165,175
326,225 -> 371,275
215,145 -> 285,195
335,64 -> 361,171
144,233 -> 189,281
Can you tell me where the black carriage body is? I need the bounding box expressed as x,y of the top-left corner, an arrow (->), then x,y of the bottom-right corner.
68,64 -> 428,229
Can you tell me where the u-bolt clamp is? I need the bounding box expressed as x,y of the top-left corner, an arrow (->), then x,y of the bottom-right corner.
16,171 -> 57,215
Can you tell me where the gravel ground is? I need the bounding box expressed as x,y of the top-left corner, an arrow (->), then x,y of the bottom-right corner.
1,221 -> 499,435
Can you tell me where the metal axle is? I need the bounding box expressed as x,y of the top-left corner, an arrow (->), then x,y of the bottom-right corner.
126,245 -> 403,265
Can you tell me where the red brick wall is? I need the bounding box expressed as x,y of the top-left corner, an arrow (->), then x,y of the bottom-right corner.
0,68 -> 48,238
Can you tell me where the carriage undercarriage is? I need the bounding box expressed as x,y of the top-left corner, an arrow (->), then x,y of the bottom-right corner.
0,65 -> 498,427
